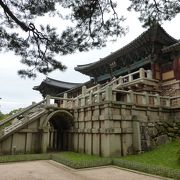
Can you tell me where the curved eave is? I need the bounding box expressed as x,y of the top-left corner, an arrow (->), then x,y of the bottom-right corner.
33,77 -> 82,91
75,24 -> 177,76
162,41 -> 180,53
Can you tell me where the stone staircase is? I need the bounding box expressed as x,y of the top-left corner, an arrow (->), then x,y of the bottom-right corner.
0,100 -> 47,142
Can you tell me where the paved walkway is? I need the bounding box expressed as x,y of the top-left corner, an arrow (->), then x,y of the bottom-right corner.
0,160 -> 163,180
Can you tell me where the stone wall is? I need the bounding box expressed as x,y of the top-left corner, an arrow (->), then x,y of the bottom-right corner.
71,102 -> 180,157
0,102 -> 179,157
0,120 -> 42,154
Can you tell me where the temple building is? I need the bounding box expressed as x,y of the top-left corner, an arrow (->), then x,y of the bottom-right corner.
0,23 -> 179,157
35,23 -> 180,99
33,77 -> 83,98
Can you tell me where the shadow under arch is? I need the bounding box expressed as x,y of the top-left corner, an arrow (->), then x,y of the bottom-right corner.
45,110 -> 74,152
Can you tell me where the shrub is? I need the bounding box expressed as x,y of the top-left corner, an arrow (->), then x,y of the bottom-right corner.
51,152 -> 112,169
177,148 -> 180,165
0,154 -> 51,163
113,159 -> 180,179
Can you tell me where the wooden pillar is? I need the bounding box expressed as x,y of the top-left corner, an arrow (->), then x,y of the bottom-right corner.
173,57 -> 180,80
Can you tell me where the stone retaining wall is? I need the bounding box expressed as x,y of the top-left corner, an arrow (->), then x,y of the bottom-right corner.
71,101 -> 180,157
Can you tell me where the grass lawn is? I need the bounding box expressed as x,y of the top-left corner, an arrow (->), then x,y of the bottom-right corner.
118,140 -> 180,170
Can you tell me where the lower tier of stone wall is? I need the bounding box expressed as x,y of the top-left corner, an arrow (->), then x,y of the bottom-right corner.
71,102 -> 180,157
0,103 -> 179,157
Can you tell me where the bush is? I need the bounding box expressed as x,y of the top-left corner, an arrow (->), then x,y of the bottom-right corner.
0,154 -> 51,163
113,159 -> 180,179
177,148 -> 180,165
51,152 -> 112,169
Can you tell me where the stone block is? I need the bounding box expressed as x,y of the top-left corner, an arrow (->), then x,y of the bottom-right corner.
112,115 -> 122,120
78,134 -> 85,153
12,133 -> 26,153
92,134 -> 100,155
156,135 -> 170,145
85,134 -> 92,155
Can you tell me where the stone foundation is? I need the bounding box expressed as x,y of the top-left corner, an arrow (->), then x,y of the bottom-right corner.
70,102 -> 180,157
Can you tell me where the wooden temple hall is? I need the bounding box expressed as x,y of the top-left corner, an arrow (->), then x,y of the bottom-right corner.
0,23 -> 179,157
35,23 -> 180,99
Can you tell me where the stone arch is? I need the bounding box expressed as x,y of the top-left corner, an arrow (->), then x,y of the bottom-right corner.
43,110 -> 74,152
42,110 -> 73,128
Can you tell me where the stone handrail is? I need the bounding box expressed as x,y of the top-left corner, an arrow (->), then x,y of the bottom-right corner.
47,68 -> 178,109
3,120 -> 22,135
58,85 -> 178,108
0,108 -> 46,138
0,99 -> 46,127
65,68 -> 154,106
113,89 -> 174,107
46,95 -> 75,109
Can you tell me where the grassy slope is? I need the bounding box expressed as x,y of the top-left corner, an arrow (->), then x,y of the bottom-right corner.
120,140 -> 180,170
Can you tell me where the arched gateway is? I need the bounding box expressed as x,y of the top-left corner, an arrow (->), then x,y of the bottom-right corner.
41,110 -> 73,152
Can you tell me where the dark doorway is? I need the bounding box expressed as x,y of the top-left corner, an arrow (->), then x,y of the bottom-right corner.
48,111 -> 73,151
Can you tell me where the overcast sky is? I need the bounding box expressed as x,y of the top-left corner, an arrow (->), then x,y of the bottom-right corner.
0,1 -> 180,113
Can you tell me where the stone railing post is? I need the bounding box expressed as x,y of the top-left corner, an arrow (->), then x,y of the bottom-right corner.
118,76 -> 123,85
96,92 -> 101,103
105,85 -> 112,101
32,101 -> 36,105
46,95 -> 50,106
129,74 -> 133,82
81,86 -> 86,106
82,85 -> 86,95
113,91 -> 117,101
75,97 -> 79,107
89,91 -> 93,105
63,93 -> 68,108
139,68 -> 145,78
97,84 -> 100,90
147,70 -> 152,79
127,90 -> 134,103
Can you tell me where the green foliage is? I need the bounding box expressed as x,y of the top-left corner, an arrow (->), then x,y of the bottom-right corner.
51,152 -> 112,169
0,108 -> 23,121
128,0 -> 180,27
113,140 -> 180,179
8,108 -> 23,116
118,140 -> 180,170
0,111 -> 6,121
0,0 -> 126,78
0,154 -> 51,163
0,111 -> 3,120
177,148 -> 180,165
113,159 -> 180,179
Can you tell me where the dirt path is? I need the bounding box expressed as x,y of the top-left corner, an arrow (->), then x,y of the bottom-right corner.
0,160 -> 163,180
